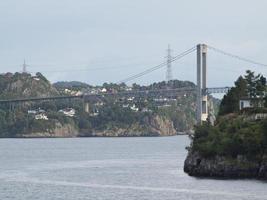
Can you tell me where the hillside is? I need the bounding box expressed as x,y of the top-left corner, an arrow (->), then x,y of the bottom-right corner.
53,81 -> 91,91
0,72 -> 59,99
0,73 -> 219,138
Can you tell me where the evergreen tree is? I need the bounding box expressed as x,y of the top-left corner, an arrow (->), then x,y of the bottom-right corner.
219,76 -> 247,115
219,70 -> 266,115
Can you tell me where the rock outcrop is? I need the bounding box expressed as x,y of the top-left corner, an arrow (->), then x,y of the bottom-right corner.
79,115 -> 177,137
20,122 -> 79,138
143,115 -> 177,136
184,151 -> 267,179
1,72 -> 59,99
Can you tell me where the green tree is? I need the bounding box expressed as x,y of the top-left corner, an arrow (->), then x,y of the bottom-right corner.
245,70 -> 258,98
219,71 -> 267,115
219,76 -> 247,115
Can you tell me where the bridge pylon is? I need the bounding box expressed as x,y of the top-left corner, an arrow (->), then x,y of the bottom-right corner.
84,101 -> 90,113
196,44 -> 208,124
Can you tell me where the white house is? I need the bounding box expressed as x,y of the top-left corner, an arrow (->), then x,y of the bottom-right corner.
35,113 -> 48,120
28,108 -> 45,115
122,104 -> 129,108
28,110 -> 37,114
101,88 -> 107,93
239,99 -> 252,110
125,87 -> 132,91
94,101 -> 104,106
127,97 -> 134,101
71,91 -> 83,96
33,77 -> 40,81
141,108 -> 152,113
59,108 -> 76,117
130,104 -> 139,112
64,88 -> 72,93
239,97 -> 264,110
153,98 -> 167,102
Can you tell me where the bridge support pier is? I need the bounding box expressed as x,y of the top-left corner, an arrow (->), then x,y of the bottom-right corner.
84,102 -> 90,113
197,44 -> 208,124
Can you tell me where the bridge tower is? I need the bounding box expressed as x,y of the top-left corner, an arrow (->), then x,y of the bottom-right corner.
196,44 -> 208,124
84,102 -> 90,113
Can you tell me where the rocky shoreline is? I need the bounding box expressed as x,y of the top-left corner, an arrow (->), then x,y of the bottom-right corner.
184,151 -> 267,179
79,115 -> 177,137
14,115 -> 182,138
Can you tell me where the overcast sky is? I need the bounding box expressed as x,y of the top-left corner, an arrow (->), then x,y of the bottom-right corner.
1,0 -> 267,87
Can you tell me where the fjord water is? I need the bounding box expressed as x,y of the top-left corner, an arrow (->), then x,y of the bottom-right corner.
0,136 -> 266,200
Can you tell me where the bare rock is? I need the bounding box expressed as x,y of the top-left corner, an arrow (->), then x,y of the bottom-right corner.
184,151 -> 267,179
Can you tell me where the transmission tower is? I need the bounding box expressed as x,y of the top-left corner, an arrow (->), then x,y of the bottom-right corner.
22,59 -> 27,73
166,44 -> 173,82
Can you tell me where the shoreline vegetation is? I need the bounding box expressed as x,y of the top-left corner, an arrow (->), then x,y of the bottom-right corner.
184,70 -> 267,179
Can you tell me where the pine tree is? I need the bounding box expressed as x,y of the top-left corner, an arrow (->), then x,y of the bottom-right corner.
218,71 -> 266,115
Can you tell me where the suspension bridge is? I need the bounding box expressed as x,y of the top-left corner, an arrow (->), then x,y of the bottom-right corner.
1,43 -> 266,124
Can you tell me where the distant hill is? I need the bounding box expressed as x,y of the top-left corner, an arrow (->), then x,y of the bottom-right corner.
53,81 -> 91,90
0,72 -> 59,99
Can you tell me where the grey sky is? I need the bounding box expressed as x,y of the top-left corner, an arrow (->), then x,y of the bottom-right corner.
1,0 -> 267,87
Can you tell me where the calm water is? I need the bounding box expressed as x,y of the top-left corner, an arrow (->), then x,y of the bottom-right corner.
0,136 -> 266,200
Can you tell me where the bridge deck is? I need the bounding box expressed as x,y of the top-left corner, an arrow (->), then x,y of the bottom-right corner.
0,87 -> 229,104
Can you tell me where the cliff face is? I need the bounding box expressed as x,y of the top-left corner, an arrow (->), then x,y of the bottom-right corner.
79,115 -> 177,137
184,151 -> 267,179
143,115 -> 177,136
20,122 -> 79,138
19,115 -> 175,138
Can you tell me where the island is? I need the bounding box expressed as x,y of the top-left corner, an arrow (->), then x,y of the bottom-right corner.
184,70 -> 267,179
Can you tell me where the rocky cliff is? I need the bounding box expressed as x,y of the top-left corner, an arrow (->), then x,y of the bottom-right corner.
184,151 -> 267,179
19,122 -> 79,138
79,115 -> 177,137
183,109 -> 267,180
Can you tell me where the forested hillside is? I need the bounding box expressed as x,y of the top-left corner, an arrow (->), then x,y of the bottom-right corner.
0,73 -> 219,137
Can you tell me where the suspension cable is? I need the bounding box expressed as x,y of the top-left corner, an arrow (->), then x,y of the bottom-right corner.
117,46 -> 196,84
207,45 -> 267,67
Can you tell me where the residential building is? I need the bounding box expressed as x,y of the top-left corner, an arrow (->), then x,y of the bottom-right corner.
239,97 -> 265,110
59,108 -> 76,117
35,113 -> 48,120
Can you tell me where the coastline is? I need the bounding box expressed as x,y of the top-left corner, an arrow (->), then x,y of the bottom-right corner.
0,132 -> 189,139
184,151 -> 267,180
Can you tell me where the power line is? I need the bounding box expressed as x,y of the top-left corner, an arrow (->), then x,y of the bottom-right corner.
5,59 -> 162,74
0,55 -> 163,69
117,46 -> 196,84
29,62 -> 161,73
207,45 -> 267,67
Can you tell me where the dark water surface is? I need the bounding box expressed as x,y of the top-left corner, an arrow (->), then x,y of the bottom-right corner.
0,136 -> 266,200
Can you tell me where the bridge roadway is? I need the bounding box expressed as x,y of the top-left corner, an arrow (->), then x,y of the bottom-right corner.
0,87 -> 230,104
